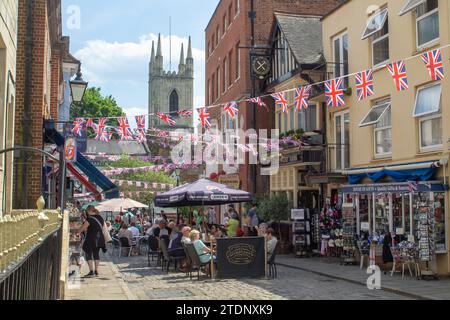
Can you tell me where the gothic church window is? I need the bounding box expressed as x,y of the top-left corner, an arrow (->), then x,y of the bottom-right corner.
170,90 -> 179,115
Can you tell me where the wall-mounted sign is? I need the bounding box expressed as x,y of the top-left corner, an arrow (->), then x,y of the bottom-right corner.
219,174 -> 240,189
64,137 -> 77,163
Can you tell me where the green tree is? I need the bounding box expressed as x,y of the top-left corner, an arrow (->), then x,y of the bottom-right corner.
70,87 -> 125,138
258,193 -> 291,239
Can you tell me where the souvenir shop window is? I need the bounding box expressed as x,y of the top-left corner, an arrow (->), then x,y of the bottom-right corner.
392,193 -> 411,235
374,194 -> 390,235
358,194 -> 372,234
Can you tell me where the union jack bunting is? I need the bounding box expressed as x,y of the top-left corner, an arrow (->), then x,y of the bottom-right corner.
108,129 -> 114,141
421,49 -> 444,81
386,60 -> 408,91
223,102 -> 239,119
294,86 -> 311,111
248,97 -> 267,108
71,118 -> 85,136
94,118 -> 107,141
118,117 -> 134,140
86,118 -> 93,128
156,112 -> 176,126
271,92 -> 289,113
157,131 -> 169,138
178,109 -> 193,118
198,108 -> 211,129
135,129 -> 146,143
324,78 -> 345,107
135,115 -> 146,130
355,69 -> 374,101
408,181 -> 418,193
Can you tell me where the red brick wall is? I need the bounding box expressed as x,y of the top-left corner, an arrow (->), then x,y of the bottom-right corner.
14,0 -> 58,209
50,49 -> 61,120
205,0 -> 343,195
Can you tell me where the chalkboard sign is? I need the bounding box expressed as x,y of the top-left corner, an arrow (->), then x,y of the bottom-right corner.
216,237 -> 266,279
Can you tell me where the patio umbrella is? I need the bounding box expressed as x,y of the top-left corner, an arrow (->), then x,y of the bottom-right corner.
95,198 -> 148,212
82,201 -> 100,210
154,178 -> 252,207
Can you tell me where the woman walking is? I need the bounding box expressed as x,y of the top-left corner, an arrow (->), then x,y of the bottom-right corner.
79,205 -> 106,277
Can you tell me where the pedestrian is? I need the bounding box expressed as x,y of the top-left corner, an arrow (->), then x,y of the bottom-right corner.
207,207 -> 216,229
247,203 -> 259,237
78,205 -> 107,277
382,232 -> 394,274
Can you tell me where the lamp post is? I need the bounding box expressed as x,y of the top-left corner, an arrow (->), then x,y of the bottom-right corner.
60,64 -> 88,211
175,167 -> 181,224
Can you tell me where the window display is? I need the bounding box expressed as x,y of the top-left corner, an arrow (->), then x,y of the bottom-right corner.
374,194 -> 390,235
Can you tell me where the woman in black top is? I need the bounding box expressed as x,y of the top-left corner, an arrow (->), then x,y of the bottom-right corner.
79,205 -> 106,277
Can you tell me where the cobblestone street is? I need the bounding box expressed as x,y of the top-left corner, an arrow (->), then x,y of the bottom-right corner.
105,253 -> 410,300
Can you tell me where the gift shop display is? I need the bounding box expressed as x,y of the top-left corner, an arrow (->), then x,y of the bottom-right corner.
67,203 -> 84,279
341,204 -> 357,265
292,209 -> 311,257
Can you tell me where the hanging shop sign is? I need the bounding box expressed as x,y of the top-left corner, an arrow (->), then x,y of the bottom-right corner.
64,137 -> 77,163
341,182 -> 448,194
218,174 -> 241,189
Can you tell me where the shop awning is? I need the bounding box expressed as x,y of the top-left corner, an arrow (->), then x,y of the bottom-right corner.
343,161 -> 441,184
341,181 -> 448,194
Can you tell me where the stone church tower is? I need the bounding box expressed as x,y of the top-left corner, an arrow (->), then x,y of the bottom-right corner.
149,34 -> 194,129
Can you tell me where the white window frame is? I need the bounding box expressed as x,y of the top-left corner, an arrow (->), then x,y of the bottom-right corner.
362,8 -> 389,40
399,0 -> 426,16
332,32 -> 348,79
374,112 -> 392,158
413,83 -> 441,117
359,102 -> 391,127
416,7 -> 439,50
334,111 -> 350,171
419,112 -> 442,152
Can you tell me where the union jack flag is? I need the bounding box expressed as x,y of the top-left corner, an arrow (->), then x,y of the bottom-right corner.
325,78 -> 345,107
421,49 -> 444,81
248,97 -> 267,108
386,60 -> 408,91
408,181 -> 418,193
71,118 -> 85,136
156,112 -> 176,126
118,117 -> 133,140
294,86 -> 311,111
355,69 -> 374,101
135,115 -> 146,130
223,102 -> 239,119
271,92 -> 289,113
94,118 -> 107,141
86,118 -> 93,128
198,108 -> 211,129
178,109 -> 193,118
135,129 -> 146,143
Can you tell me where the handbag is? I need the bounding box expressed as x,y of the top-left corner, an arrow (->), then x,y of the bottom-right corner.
91,216 -> 112,244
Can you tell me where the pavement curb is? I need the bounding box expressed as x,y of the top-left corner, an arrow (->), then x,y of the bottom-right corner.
277,262 -> 434,300
106,255 -> 138,301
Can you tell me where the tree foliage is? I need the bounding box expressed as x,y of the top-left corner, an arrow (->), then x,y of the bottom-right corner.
70,87 -> 125,138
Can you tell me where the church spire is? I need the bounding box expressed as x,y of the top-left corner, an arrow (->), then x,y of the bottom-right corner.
178,43 -> 185,74
186,36 -> 193,78
155,33 -> 163,74
150,40 -> 155,64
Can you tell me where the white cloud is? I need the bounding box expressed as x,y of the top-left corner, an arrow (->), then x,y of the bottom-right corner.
74,33 -> 205,119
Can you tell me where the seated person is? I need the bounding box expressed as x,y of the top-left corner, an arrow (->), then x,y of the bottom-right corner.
225,213 -> 239,237
117,223 -> 134,247
167,227 -> 185,258
256,223 -> 269,237
189,230 -> 215,265
153,221 -> 172,239
181,227 -> 192,244
128,222 -> 140,238
266,228 -> 278,258
210,225 -> 225,238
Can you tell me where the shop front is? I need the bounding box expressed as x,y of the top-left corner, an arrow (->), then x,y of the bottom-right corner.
340,162 -> 449,275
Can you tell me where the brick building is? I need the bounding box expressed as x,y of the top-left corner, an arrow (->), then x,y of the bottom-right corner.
13,0 -> 68,209
205,0 -> 344,200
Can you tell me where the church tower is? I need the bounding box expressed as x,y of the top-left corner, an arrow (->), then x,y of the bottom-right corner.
149,34 -> 194,130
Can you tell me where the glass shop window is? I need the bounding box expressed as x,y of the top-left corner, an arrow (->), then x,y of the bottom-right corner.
392,194 -> 411,236
374,194 -> 390,235
359,194 -> 372,234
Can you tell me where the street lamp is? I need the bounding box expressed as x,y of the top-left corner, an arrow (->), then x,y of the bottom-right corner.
70,64 -> 88,103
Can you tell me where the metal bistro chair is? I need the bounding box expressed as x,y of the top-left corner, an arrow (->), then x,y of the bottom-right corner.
185,243 -> 210,281
147,235 -> 160,267
268,244 -> 278,279
390,247 -> 414,279
182,243 -> 193,278
111,236 -> 120,256
159,239 -> 185,273
118,237 -> 133,258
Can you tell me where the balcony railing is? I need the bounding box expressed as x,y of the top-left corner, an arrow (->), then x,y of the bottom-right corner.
0,210 -> 63,300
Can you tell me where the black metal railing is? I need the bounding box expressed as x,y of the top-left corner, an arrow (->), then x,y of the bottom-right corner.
0,228 -> 62,300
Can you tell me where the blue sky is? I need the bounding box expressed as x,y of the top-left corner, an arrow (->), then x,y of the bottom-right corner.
62,0 -> 218,121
